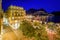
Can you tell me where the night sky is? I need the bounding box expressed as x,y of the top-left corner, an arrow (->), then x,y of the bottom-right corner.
2,0 -> 60,12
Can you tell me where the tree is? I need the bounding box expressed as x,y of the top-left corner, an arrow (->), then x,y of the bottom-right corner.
19,20 -> 49,40
19,20 -> 35,38
34,24 -> 49,40
55,26 -> 60,40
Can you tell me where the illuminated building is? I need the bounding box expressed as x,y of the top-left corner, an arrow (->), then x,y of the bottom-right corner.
32,10 -> 49,24
26,15 -> 34,22
6,5 -> 26,29
6,5 -> 26,20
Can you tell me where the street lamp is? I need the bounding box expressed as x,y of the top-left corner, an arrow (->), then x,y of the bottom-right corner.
0,0 -> 3,40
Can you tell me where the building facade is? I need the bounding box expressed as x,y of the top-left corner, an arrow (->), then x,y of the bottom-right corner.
6,5 -> 26,29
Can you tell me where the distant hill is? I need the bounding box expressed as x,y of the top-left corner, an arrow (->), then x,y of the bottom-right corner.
49,11 -> 60,23
26,8 -> 37,15
37,8 -> 47,13
26,8 -> 48,15
51,11 -> 60,16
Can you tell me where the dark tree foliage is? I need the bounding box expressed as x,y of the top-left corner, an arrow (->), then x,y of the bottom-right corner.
55,27 -> 60,40
34,24 -> 49,40
19,20 -> 35,37
19,20 -> 49,40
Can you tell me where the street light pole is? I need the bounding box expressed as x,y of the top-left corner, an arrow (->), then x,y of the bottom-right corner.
0,0 -> 3,40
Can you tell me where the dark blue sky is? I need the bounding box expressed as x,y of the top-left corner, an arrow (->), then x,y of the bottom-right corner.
2,0 -> 60,12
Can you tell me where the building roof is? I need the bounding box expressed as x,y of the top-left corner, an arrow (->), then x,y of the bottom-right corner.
8,5 -> 24,10
34,11 -> 48,16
